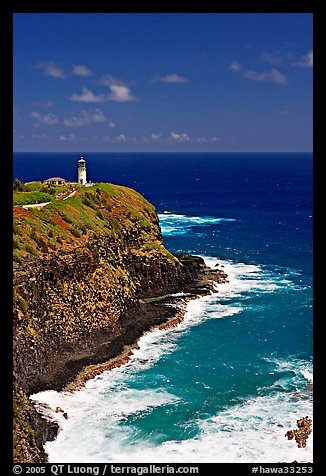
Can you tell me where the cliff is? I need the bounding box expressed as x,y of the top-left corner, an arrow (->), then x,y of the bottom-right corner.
13,182 -> 227,462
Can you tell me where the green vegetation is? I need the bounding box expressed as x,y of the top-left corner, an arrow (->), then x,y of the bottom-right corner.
13,182 -> 170,264
13,181 -> 179,463
13,178 -> 27,192
13,180 -> 75,206
140,241 -> 178,262
13,192 -> 54,207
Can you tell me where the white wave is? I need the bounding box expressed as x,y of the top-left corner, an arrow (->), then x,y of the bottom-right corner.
31,255 -> 309,463
202,257 -> 296,300
263,356 -> 313,386
32,256 -> 296,407
300,369 -> 313,383
39,387 -> 312,463
158,213 -> 235,236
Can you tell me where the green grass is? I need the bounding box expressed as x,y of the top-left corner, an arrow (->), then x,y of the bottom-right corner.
13,192 -> 54,206
13,181 -> 75,206
24,181 -> 44,191
24,181 -> 71,195
13,182 -> 175,263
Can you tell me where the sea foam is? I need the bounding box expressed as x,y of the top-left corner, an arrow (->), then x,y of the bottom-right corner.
31,256 -> 312,463
158,213 -> 235,236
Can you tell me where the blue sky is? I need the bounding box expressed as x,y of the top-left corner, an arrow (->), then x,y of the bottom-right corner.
13,13 -> 313,152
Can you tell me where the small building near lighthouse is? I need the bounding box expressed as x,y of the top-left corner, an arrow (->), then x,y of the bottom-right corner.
78,156 -> 87,185
44,177 -> 66,186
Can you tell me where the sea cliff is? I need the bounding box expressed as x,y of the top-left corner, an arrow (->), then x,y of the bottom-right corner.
13,182 -> 227,462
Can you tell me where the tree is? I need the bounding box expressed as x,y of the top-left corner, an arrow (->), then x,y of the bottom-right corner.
13,178 -> 26,192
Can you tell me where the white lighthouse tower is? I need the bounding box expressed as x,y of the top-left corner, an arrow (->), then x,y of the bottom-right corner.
78,156 -> 87,185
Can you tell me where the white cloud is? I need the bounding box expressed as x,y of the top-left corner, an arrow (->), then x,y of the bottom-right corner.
243,67 -> 288,85
153,73 -> 188,83
69,88 -> 106,103
228,61 -> 242,72
31,133 -> 47,141
107,121 -> 116,128
150,132 -> 162,141
31,111 -> 59,125
72,64 -> 92,77
170,132 -> 190,142
36,62 -> 65,79
99,74 -> 120,87
229,60 -> 288,86
96,133 -> 222,145
99,75 -> 137,102
64,109 -> 107,127
296,50 -> 313,68
31,100 -> 54,108
92,109 -> 107,123
69,83 -> 136,103
108,84 -> 136,102
59,134 -> 75,142
261,51 -> 283,66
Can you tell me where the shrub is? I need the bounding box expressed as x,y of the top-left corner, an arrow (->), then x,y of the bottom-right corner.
13,178 -> 26,192
17,295 -> 27,313
60,214 -> 73,224
78,223 -> 87,234
13,253 -> 23,265
48,241 -> 57,250
28,279 -> 38,295
67,226 -> 81,238
82,197 -> 96,209
30,231 -> 48,252
25,244 -> 36,255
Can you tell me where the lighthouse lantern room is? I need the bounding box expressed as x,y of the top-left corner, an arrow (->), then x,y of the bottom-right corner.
78,157 -> 87,185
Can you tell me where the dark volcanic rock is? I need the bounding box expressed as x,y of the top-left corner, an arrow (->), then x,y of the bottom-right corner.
13,184 -> 228,462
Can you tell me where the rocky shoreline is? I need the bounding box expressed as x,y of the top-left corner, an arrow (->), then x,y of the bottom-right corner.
31,256 -> 228,449
13,183 -> 228,462
54,283 -> 222,395
14,249 -> 227,462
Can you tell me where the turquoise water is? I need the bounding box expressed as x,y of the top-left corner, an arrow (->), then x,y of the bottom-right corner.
26,153 -> 312,462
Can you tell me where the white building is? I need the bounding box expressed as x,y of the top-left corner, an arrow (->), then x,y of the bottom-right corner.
78,157 -> 87,185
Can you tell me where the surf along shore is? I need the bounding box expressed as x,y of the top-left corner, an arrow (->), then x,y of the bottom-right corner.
13,180 -> 228,462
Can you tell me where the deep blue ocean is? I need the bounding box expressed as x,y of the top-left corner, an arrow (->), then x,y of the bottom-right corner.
15,152 -> 313,462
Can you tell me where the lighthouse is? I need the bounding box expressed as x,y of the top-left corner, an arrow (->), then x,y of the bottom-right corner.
78,156 -> 87,185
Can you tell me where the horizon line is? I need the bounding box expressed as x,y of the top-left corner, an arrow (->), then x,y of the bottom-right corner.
13,150 -> 313,154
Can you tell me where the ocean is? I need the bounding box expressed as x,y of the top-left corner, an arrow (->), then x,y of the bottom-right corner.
14,152 -> 313,463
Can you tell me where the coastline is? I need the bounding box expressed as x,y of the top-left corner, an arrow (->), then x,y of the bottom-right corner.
63,294 -> 199,393
32,264 -> 314,464
31,259 -> 229,454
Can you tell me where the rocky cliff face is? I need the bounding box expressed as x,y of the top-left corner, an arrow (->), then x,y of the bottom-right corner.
13,182 -> 227,462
